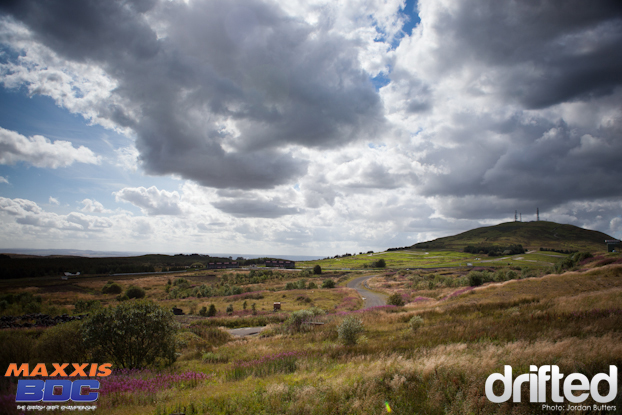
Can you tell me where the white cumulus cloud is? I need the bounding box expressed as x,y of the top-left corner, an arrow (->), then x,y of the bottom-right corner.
0,127 -> 101,168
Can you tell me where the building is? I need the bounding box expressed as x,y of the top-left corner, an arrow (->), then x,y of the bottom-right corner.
207,261 -> 239,269
265,260 -> 295,269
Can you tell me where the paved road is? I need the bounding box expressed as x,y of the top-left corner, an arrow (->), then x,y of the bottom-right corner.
227,326 -> 266,337
347,275 -> 386,308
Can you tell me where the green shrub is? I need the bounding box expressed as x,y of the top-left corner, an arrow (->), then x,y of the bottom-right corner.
125,286 -> 146,299
375,258 -> 386,268
199,306 -> 208,317
208,304 -> 217,317
506,270 -> 517,280
296,279 -> 307,289
285,309 -> 315,333
74,299 -> 100,314
308,282 -> 317,289
313,265 -> 322,275
116,294 -> 129,302
387,293 -> 405,306
468,271 -> 483,287
338,316 -> 363,346
35,320 -> 87,363
226,304 -> 233,314
24,301 -> 41,314
285,282 -> 296,290
321,279 -> 335,289
102,282 -> 122,295
493,270 -> 507,282
408,315 -> 424,332
82,300 -> 178,369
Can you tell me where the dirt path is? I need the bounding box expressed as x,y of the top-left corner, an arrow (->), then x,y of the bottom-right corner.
346,275 -> 386,308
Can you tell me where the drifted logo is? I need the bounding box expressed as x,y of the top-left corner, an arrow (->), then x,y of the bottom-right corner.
485,365 -> 617,406
5,363 -> 112,403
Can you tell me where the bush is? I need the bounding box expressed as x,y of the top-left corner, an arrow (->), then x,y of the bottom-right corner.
286,309 -> 315,333
208,304 -> 217,317
313,265 -> 322,275
102,282 -> 122,295
125,286 -> 146,299
321,279 -> 335,289
74,299 -> 100,314
199,306 -> 208,317
338,316 -> 363,346
506,270 -> 517,280
285,282 -> 296,290
296,279 -> 307,289
387,293 -> 405,306
308,282 -> 317,289
116,294 -> 129,302
408,315 -> 424,332
35,320 -> 87,363
226,304 -> 233,314
375,258 -> 386,268
82,300 -> 178,369
468,271 -> 483,287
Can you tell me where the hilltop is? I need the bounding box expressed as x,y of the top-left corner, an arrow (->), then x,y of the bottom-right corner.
412,221 -> 614,252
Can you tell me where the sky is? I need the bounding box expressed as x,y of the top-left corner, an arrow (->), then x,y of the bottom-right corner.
0,0 -> 621,256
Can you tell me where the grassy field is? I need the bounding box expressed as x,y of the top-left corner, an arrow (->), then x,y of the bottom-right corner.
298,248 -> 572,270
1,253 -> 621,414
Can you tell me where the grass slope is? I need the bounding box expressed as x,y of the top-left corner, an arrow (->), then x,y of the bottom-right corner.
412,220 -> 613,252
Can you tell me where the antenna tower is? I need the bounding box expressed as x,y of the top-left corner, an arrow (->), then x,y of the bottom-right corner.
515,210 -> 517,222
537,208 -> 539,221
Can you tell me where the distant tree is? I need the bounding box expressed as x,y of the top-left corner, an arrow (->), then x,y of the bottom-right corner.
243,300 -> 248,310
199,306 -> 208,317
251,303 -> 257,315
374,259 -> 386,268
313,265 -> 322,275
207,304 -> 217,317
226,304 -> 234,314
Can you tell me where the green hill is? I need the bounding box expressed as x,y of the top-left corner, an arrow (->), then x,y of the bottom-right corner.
412,221 -> 614,252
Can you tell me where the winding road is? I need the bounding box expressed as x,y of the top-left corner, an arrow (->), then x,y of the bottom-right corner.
346,274 -> 386,308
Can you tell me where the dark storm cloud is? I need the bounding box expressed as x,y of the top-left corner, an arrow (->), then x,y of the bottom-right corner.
1,0 -> 386,189
429,0 -> 622,109
396,0 -> 622,222
419,115 -> 622,218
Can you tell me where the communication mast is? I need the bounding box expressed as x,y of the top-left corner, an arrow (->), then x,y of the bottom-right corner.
515,211 -> 517,222
537,208 -> 539,221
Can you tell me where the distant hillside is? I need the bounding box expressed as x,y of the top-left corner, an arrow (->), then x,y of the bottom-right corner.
411,221 -> 614,252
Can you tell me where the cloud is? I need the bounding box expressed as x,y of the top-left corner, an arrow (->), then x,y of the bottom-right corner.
0,0 -> 387,189
114,186 -> 182,215
0,126 -> 101,168
1,0 -> 621,253
212,198 -> 302,219
0,176 -> 8,184
80,199 -> 111,213
114,145 -> 139,172
48,196 -> 59,205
